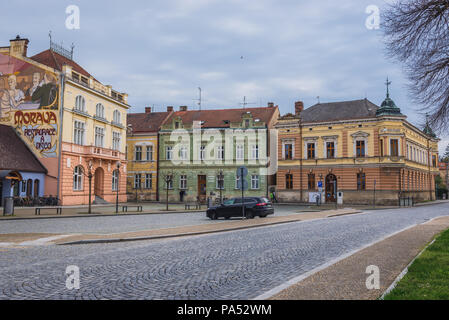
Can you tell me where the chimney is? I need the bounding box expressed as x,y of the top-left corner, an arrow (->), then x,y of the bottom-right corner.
295,101 -> 304,115
10,35 -> 29,57
167,106 -> 174,112
145,107 -> 152,113
267,102 -> 274,108
179,106 -> 188,111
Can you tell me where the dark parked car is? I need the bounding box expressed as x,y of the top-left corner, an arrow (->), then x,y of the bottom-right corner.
206,197 -> 274,220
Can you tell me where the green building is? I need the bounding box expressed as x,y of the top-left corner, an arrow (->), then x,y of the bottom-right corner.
158,105 -> 279,203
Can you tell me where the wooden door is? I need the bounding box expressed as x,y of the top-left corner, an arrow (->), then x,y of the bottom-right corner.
198,175 -> 207,203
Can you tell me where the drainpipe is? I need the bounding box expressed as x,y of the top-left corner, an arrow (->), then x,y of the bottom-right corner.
56,72 -> 65,204
156,132 -> 160,202
299,118 -> 303,202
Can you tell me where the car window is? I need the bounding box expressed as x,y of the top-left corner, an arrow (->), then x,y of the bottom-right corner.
261,198 -> 271,203
223,199 -> 234,205
244,198 -> 257,203
234,198 -> 242,204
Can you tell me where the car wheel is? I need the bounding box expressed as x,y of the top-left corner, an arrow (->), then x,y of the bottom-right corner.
210,211 -> 218,220
245,210 -> 254,219
225,216 -> 230,220
260,214 -> 267,218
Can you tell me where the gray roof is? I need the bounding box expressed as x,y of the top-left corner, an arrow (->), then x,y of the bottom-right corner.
301,99 -> 379,123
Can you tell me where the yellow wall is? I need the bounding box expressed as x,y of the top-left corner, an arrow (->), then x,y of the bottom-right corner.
126,134 -> 159,200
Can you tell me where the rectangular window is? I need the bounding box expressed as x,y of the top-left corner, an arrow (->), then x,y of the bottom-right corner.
166,146 -> 173,160
390,139 -> 399,156
145,174 -> 152,189
326,142 -> 335,159
284,144 -> 293,160
380,139 -> 384,157
308,174 -> 315,190
251,175 -> 259,189
167,175 -> 173,189
286,174 -> 293,189
146,146 -> 153,161
180,146 -> 188,160
356,140 -> 365,157
251,145 -> 259,159
112,132 -> 121,151
433,155 -> 437,167
180,175 -> 187,190
235,175 -> 241,189
357,173 -> 366,190
307,143 -> 315,159
200,145 -> 206,160
134,174 -> 141,189
236,145 -> 244,160
94,127 -> 104,147
73,121 -> 85,145
135,146 -> 142,161
216,146 -> 224,160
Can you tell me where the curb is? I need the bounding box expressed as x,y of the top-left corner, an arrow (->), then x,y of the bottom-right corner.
58,219 -> 300,245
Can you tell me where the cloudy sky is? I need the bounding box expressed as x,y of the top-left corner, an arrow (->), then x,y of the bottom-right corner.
3,0 -> 447,152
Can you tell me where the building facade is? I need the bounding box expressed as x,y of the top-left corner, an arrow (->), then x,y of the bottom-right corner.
276,92 -> 440,205
0,36 -> 129,205
158,105 -> 279,203
126,107 -> 172,201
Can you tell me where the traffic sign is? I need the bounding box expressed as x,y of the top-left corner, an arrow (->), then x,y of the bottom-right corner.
236,166 -> 248,177
237,179 -> 248,191
317,181 -> 323,188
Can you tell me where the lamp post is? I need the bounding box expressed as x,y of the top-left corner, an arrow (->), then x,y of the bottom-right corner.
165,174 -> 172,211
87,160 -> 93,214
218,170 -> 224,205
115,161 -> 121,213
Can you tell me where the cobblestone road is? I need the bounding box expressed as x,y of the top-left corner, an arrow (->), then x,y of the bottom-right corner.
0,203 -> 448,300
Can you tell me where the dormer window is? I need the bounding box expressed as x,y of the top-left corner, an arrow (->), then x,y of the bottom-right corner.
175,122 -> 180,129
245,119 -> 250,128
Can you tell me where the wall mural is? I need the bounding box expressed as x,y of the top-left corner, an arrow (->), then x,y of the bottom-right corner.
0,53 -> 59,158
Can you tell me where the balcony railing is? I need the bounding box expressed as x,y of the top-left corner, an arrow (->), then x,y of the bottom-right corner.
62,142 -> 124,160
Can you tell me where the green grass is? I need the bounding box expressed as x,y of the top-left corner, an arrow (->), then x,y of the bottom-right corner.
384,228 -> 449,300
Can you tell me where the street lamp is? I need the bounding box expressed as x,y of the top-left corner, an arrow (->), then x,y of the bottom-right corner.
87,160 -> 93,214
115,161 -> 121,213
218,170 -> 224,205
165,174 -> 172,211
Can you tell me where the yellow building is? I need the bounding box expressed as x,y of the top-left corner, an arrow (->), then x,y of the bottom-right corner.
126,107 -> 172,201
276,89 -> 440,205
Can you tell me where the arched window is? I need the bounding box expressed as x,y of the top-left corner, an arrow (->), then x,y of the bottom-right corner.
34,180 -> 40,198
73,166 -> 84,191
96,103 -> 104,118
112,169 -> 119,191
113,110 -> 121,124
26,179 -> 32,197
75,95 -> 85,112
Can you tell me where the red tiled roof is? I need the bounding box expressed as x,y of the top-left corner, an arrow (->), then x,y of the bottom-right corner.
0,125 -> 47,173
127,111 -> 172,133
164,107 -> 278,128
30,49 -> 94,80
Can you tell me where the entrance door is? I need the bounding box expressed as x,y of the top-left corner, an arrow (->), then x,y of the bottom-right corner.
94,168 -> 105,198
325,174 -> 337,202
198,175 -> 207,203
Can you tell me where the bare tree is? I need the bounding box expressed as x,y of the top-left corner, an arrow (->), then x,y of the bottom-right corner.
382,0 -> 449,132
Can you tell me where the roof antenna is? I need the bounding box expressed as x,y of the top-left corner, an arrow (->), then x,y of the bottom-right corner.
192,87 -> 204,110
240,96 -> 256,109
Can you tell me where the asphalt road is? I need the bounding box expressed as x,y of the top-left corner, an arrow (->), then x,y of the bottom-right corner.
0,203 -> 448,300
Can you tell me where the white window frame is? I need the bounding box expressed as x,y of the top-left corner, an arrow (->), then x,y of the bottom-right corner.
145,173 -> 152,189
389,138 -> 400,157
236,144 -> 244,160
96,103 -> 104,118
251,175 -> 259,189
354,139 -> 368,158
282,140 -> 295,160
180,146 -> 188,160
75,95 -> 85,112
73,166 -> 84,191
199,145 -> 206,160
180,175 -> 187,190
146,146 -> 153,161
135,146 -> 142,161
73,120 -> 85,146
94,126 -> 105,148
113,110 -> 121,124
112,169 -> 119,191
235,175 -> 241,189
251,144 -> 259,160
112,132 -> 121,151
305,142 -> 317,160
216,145 -> 224,160
134,174 -> 142,189
166,146 -> 173,160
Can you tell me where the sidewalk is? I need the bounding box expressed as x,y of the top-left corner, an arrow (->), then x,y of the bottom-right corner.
263,215 -> 449,300
0,202 -> 205,220
0,208 -> 362,247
